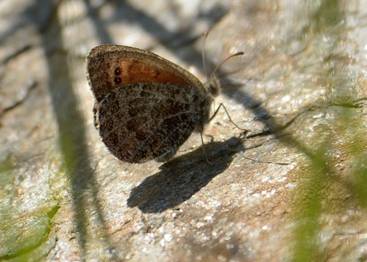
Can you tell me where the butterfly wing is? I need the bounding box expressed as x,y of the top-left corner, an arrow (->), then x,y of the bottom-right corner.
97,83 -> 203,163
87,44 -> 212,162
87,44 -> 205,102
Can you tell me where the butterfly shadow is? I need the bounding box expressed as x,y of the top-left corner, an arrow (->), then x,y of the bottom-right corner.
127,136 -> 244,213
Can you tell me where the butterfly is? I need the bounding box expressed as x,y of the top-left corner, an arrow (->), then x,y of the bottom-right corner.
87,44 -> 243,163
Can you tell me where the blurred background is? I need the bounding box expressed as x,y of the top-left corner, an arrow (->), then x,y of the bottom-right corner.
1,0 -> 367,261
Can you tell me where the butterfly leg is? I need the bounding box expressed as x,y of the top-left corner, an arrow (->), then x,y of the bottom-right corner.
155,148 -> 177,163
200,131 -> 213,165
209,103 -> 248,135
204,134 -> 215,143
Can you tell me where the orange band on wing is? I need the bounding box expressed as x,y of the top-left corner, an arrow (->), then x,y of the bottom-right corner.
118,59 -> 189,86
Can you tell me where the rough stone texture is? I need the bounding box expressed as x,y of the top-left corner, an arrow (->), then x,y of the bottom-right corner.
1,0 -> 367,261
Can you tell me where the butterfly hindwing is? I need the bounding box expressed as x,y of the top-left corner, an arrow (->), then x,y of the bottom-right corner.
96,83 -> 202,163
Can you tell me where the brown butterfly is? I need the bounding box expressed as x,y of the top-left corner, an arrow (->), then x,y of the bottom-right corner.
87,44 -> 243,163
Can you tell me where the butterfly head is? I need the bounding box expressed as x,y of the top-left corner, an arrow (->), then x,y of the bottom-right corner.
205,75 -> 220,97
204,51 -> 244,97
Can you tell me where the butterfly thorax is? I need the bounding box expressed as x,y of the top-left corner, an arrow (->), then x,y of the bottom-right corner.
194,90 -> 212,133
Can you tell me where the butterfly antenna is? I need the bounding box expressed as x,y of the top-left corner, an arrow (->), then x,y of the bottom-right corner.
201,30 -> 210,78
209,51 -> 244,81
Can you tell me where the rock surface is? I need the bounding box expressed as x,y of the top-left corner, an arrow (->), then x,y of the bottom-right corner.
1,0 -> 367,261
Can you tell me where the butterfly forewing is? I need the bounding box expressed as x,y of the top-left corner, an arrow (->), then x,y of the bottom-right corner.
87,45 -> 205,102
